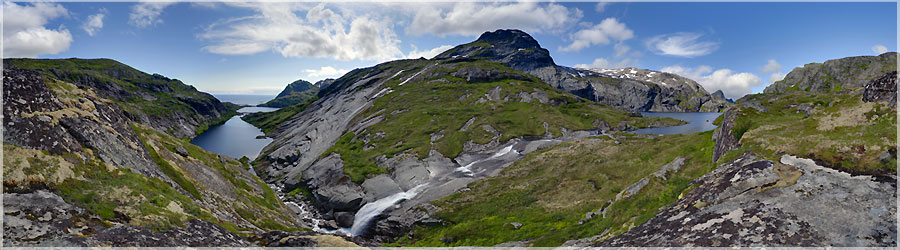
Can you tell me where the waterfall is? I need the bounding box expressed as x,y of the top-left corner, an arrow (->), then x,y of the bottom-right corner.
349,184 -> 428,236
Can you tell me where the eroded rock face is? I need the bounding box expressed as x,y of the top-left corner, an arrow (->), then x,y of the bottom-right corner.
596,152 -> 897,247
3,190 -> 251,247
2,68 -> 169,182
711,107 -> 743,163
764,52 -> 897,94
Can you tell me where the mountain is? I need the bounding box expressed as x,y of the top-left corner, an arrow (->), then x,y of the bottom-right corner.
254,50 -> 686,238
435,29 -> 732,112
2,59 -> 357,247
764,52 -> 897,94
397,53 -> 897,247
259,79 -> 327,108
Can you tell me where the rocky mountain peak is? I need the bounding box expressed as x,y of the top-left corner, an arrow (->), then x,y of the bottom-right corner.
473,29 -> 541,50
435,29 -> 555,71
276,79 -> 315,98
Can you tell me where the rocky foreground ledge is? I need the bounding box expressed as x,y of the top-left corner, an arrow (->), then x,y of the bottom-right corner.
3,190 -> 363,247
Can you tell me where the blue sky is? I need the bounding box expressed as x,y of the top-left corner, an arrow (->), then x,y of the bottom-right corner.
3,1 -> 896,99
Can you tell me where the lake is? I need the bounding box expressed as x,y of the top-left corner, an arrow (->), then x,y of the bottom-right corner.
214,94 -> 275,106
632,112 -> 722,135
190,115 -> 272,160
238,106 -> 280,113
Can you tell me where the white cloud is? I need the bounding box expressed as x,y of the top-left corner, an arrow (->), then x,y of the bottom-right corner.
560,18 -> 633,52
200,3 -> 403,61
407,45 -> 453,59
2,2 -> 72,58
129,2 -> 175,28
82,10 -> 106,36
595,2 -> 609,13
768,72 -> 786,83
872,45 -> 888,55
407,2 -> 582,37
574,57 -> 636,69
760,59 -> 782,74
304,66 -> 350,80
662,65 -> 762,99
645,32 -> 719,58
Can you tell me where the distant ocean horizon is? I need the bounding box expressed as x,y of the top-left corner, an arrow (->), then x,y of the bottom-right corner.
213,94 -> 276,106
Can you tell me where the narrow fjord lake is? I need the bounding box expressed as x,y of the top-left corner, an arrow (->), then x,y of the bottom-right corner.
190,107 -> 279,160
632,112 -> 723,135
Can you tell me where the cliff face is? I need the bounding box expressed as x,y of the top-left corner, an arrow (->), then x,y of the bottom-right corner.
4,58 -> 236,138
435,29 -> 732,112
1,62 -> 311,246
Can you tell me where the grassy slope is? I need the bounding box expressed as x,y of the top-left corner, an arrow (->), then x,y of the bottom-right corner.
3,123 -> 301,234
321,59 -> 684,183
395,131 -> 716,246
715,91 -> 896,174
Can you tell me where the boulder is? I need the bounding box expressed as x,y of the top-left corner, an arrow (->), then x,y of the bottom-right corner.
335,212 -> 355,228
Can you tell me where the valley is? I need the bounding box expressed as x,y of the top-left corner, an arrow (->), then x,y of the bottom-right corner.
3,27 -> 896,248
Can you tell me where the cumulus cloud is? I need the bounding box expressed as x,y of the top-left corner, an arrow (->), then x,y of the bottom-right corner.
2,2 -> 72,58
662,65 -> 762,99
407,2 -> 582,37
760,59 -> 782,74
645,32 -> 719,58
82,10 -> 106,36
129,1 -> 175,28
304,66 -> 350,80
574,57 -> 636,69
200,3 -> 403,61
560,18 -> 633,52
872,45 -> 888,55
768,72 -> 786,83
407,45 -> 453,59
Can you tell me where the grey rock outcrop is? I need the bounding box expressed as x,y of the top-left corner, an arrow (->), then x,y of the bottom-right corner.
3,190 -> 251,247
711,107 -> 743,163
764,52 -> 897,94
596,152 -> 896,247
2,68 -> 171,184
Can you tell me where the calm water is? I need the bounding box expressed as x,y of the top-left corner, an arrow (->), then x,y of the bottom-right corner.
214,94 -> 275,106
238,106 -> 280,113
190,115 -> 271,160
632,112 -> 723,135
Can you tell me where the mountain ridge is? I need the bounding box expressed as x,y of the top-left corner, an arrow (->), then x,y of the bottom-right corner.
435,29 -> 732,112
